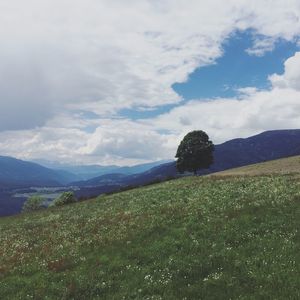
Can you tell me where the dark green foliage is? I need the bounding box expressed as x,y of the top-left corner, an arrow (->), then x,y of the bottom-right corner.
175,130 -> 214,174
22,195 -> 45,212
52,191 -> 76,207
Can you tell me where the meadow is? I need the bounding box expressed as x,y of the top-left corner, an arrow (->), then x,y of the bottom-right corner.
211,155 -> 300,177
0,172 -> 300,299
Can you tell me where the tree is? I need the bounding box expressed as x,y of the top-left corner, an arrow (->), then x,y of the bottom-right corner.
22,195 -> 45,212
51,191 -> 77,207
175,130 -> 214,175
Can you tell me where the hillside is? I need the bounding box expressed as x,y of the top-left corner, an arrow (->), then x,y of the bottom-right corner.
210,155 -> 300,176
1,173 -> 300,299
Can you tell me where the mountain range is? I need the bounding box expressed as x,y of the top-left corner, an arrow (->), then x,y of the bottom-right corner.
31,159 -> 171,181
1,129 -> 300,216
72,129 -> 300,190
0,156 -> 76,189
205,129 -> 300,173
1,129 -> 300,190
0,158 -> 170,189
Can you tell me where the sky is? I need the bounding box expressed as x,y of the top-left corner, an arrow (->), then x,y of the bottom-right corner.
1,0 -> 300,166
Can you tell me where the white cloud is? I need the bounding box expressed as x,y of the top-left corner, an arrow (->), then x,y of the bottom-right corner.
1,1 -> 300,164
246,36 -> 276,56
150,87 -> 300,147
0,119 -> 175,165
1,0 -> 300,130
2,82 -> 300,165
269,52 -> 300,89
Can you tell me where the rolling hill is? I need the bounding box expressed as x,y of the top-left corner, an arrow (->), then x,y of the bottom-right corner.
1,166 -> 300,298
210,155 -> 300,177
74,154 -> 300,201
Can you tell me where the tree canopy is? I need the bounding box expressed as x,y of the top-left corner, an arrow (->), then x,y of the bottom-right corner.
175,130 -> 214,175
22,195 -> 45,212
51,191 -> 76,207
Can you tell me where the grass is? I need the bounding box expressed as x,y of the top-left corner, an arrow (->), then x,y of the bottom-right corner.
0,172 -> 300,299
210,155 -> 300,177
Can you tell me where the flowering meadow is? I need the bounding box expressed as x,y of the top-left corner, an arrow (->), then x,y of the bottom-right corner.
0,174 -> 300,299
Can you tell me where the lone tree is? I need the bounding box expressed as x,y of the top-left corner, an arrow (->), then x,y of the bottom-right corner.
175,130 -> 214,175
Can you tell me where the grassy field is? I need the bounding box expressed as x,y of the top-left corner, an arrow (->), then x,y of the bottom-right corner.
210,155 -> 300,177
1,162 -> 300,299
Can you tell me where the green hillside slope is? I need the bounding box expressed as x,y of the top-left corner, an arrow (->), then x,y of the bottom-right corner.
210,155 -> 300,177
1,174 -> 300,299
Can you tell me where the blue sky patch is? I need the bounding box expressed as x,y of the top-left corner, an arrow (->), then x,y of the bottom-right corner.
173,30 -> 299,100
118,30 -> 299,122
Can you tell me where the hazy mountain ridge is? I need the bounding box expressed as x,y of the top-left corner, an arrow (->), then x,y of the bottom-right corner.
73,162 -> 177,188
0,156 -> 77,188
0,157 -> 172,189
202,129 -> 300,174
32,159 -> 172,181
1,130 -> 300,190
75,129 -> 300,189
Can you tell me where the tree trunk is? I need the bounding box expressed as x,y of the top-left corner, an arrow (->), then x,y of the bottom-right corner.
194,169 -> 197,176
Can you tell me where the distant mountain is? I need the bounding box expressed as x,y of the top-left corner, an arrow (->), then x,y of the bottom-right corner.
1,129 -> 300,216
0,156 -> 77,188
75,129 -> 300,191
72,162 -> 177,199
33,159 -> 172,180
75,173 -> 127,186
73,163 -> 177,188
0,156 -> 171,190
203,129 -> 300,174
31,160 -> 119,180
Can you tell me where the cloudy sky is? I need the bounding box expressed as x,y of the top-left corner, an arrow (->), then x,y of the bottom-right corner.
1,0 -> 300,165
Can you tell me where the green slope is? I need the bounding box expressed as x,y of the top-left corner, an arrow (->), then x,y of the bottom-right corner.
210,155 -> 300,177
1,174 -> 300,299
